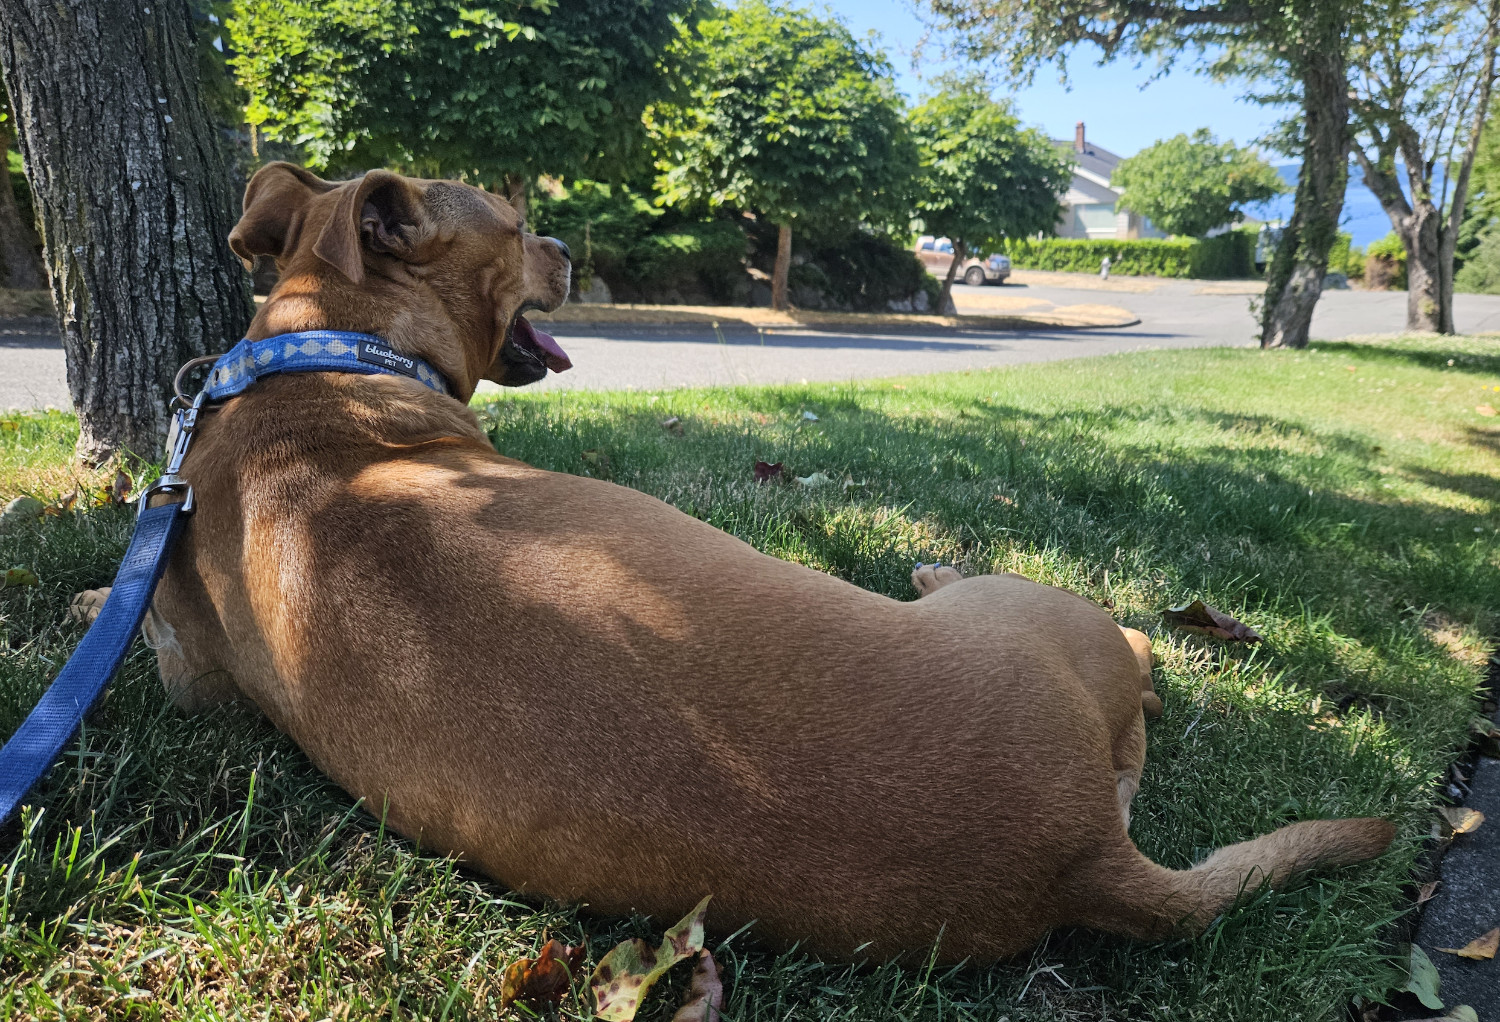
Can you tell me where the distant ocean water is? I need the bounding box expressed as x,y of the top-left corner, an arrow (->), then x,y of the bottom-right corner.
1242,163 -> 1419,250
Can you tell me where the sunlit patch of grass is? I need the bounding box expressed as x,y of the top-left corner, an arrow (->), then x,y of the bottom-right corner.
1,334 -> 1495,1020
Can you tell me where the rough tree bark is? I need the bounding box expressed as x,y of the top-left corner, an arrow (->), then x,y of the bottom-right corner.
0,118 -> 45,290
771,222 -> 792,311
0,0 -> 253,464
503,172 -> 528,222
1260,37 -> 1350,349
1355,147 -> 1443,331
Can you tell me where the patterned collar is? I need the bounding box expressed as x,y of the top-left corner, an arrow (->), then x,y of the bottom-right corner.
202,331 -> 452,401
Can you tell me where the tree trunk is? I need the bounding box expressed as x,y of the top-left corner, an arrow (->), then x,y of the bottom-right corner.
504,172 -> 528,222
939,242 -> 965,316
1438,0 -> 1499,335
0,0 -> 253,464
1260,33 -> 1350,350
0,120 -> 45,290
771,222 -> 792,311
1353,147 -> 1442,331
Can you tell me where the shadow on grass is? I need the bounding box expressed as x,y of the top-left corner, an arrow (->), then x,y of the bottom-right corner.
0,377 -> 1493,1020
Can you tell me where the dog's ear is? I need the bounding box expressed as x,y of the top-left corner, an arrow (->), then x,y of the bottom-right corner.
228,162 -> 336,268
312,170 -> 425,284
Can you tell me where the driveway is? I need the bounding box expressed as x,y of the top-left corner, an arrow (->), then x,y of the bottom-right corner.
5,280 -> 1500,409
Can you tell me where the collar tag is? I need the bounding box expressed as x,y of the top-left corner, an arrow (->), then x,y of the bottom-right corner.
356,340 -> 421,378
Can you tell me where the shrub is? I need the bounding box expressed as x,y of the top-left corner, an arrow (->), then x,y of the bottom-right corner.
1455,224 -> 1500,294
1326,231 -> 1365,280
629,221 -> 748,303
800,231 -> 935,311
1188,228 -> 1259,280
1365,231 -> 1407,290
1002,237 -> 1197,277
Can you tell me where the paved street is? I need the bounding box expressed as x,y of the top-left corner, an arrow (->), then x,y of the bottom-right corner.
5,278 -> 1500,409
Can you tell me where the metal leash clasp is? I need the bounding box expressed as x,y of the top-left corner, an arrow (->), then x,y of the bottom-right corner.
139,389 -> 204,518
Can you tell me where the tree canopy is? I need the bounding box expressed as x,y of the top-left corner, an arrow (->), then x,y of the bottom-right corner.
652,0 -> 913,232
652,0 -> 914,308
908,79 -> 1068,307
1111,129 -> 1286,238
229,0 -> 698,186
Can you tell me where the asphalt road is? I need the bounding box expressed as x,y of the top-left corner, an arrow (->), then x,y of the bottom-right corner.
6,279 -> 1500,409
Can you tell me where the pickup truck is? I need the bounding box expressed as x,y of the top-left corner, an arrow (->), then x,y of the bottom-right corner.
914,235 -> 1011,285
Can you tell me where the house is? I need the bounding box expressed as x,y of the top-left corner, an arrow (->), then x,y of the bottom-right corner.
1051,122 -> 1165,241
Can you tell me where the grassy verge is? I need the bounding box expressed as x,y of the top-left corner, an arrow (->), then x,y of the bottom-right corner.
1,335 -> 1496,1020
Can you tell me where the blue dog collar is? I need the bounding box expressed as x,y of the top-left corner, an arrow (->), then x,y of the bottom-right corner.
203,331 -> 452,401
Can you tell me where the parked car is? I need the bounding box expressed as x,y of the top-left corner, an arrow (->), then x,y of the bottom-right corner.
914,235 -> 1011,285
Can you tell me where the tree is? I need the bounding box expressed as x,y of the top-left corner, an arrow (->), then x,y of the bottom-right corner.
230,0 -> 697,215
1111,129 -> 1287,239
653,0 -> 914,310
1349,0 -> 1500,333
0,70 -> 45,290
919,0 -> 1365,349
908,79 -> 1069,312
0,0 -> 253,463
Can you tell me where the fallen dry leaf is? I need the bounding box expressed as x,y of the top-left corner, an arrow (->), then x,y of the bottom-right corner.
1416,880 -> 1440,905
991,494 -> 1016,506
1438,806 -> 1485,835
1477,405 -> 1497,417
592,895 -> 711,1022
1437,928 -> 1499,961
43,491 -> 78,517
753,461 -> 783,484
501,938 -> 587,1012
0,495 -> 45,533
661,416 -> 684,434
670,949 -> 723,1022
1162,600 -> 1262,643
3,566 -> 39,589
795,471 -> 834,487
110,469 -> 133,504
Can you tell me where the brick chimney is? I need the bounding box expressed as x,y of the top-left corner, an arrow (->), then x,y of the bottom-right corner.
1074,121 -> 1086,153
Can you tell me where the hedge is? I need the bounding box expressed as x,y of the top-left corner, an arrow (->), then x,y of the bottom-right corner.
1001,237 -> 1196,277
1001,231 -> 1265,279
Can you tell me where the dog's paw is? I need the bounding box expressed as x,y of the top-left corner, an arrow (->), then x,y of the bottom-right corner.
912,562 -> 963,598
69,588 -> 111,625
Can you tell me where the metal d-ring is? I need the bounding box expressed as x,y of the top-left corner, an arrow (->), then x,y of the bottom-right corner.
172,354 -> 223,409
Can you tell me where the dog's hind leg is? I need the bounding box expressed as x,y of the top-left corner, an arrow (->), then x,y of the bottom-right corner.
911,563 -> 964,597
1120,627 -> 1163,718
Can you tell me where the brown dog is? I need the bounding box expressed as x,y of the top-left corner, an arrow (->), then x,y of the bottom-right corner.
93,163 -> 1393,963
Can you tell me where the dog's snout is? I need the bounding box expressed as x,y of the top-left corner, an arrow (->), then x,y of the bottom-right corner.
545,236 -> 571,262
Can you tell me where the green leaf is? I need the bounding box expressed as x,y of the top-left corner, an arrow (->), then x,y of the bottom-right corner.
1404,944 -> 1444,1010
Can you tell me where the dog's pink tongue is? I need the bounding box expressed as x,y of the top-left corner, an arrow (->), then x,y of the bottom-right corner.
519,317 -> 571,373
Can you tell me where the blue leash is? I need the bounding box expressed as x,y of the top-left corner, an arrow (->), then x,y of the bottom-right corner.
0,331 -> 452,827
0,502 -> 187,824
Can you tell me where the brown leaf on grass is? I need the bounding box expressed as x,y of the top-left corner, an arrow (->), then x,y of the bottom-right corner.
661,416 -> 684,434
753,461 -> 783,484
110,469 -> 133,504
670,950 -> 723,1022
1162,600 -> 1262,643
3,566 -> 39,589
1437,927 -> 1499,960
500,938 -> 587,1011
592,895 -> 711,1022
1416,880 -> 1440,905
991,493 -> 1016,506
44,491 -> 78,517
1438,806 -> 1485,835
1477,405 -> 1497,417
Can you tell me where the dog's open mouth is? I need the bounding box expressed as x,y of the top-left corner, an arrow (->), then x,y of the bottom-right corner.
508,312 -> 572,374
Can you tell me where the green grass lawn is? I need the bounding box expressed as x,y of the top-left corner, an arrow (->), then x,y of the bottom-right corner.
0,335 -> 1496,1021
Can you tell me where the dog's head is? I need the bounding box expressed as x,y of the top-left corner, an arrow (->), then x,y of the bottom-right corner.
229,162 -> 572,399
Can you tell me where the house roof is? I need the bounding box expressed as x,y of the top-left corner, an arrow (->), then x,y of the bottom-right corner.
1053,131 -> 1125,204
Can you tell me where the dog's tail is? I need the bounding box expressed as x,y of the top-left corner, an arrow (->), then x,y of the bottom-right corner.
1075,817 -> 1396,939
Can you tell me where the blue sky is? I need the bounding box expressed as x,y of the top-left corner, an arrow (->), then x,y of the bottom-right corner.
823,0 -> 1395,246
825,0 -> 1290,156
